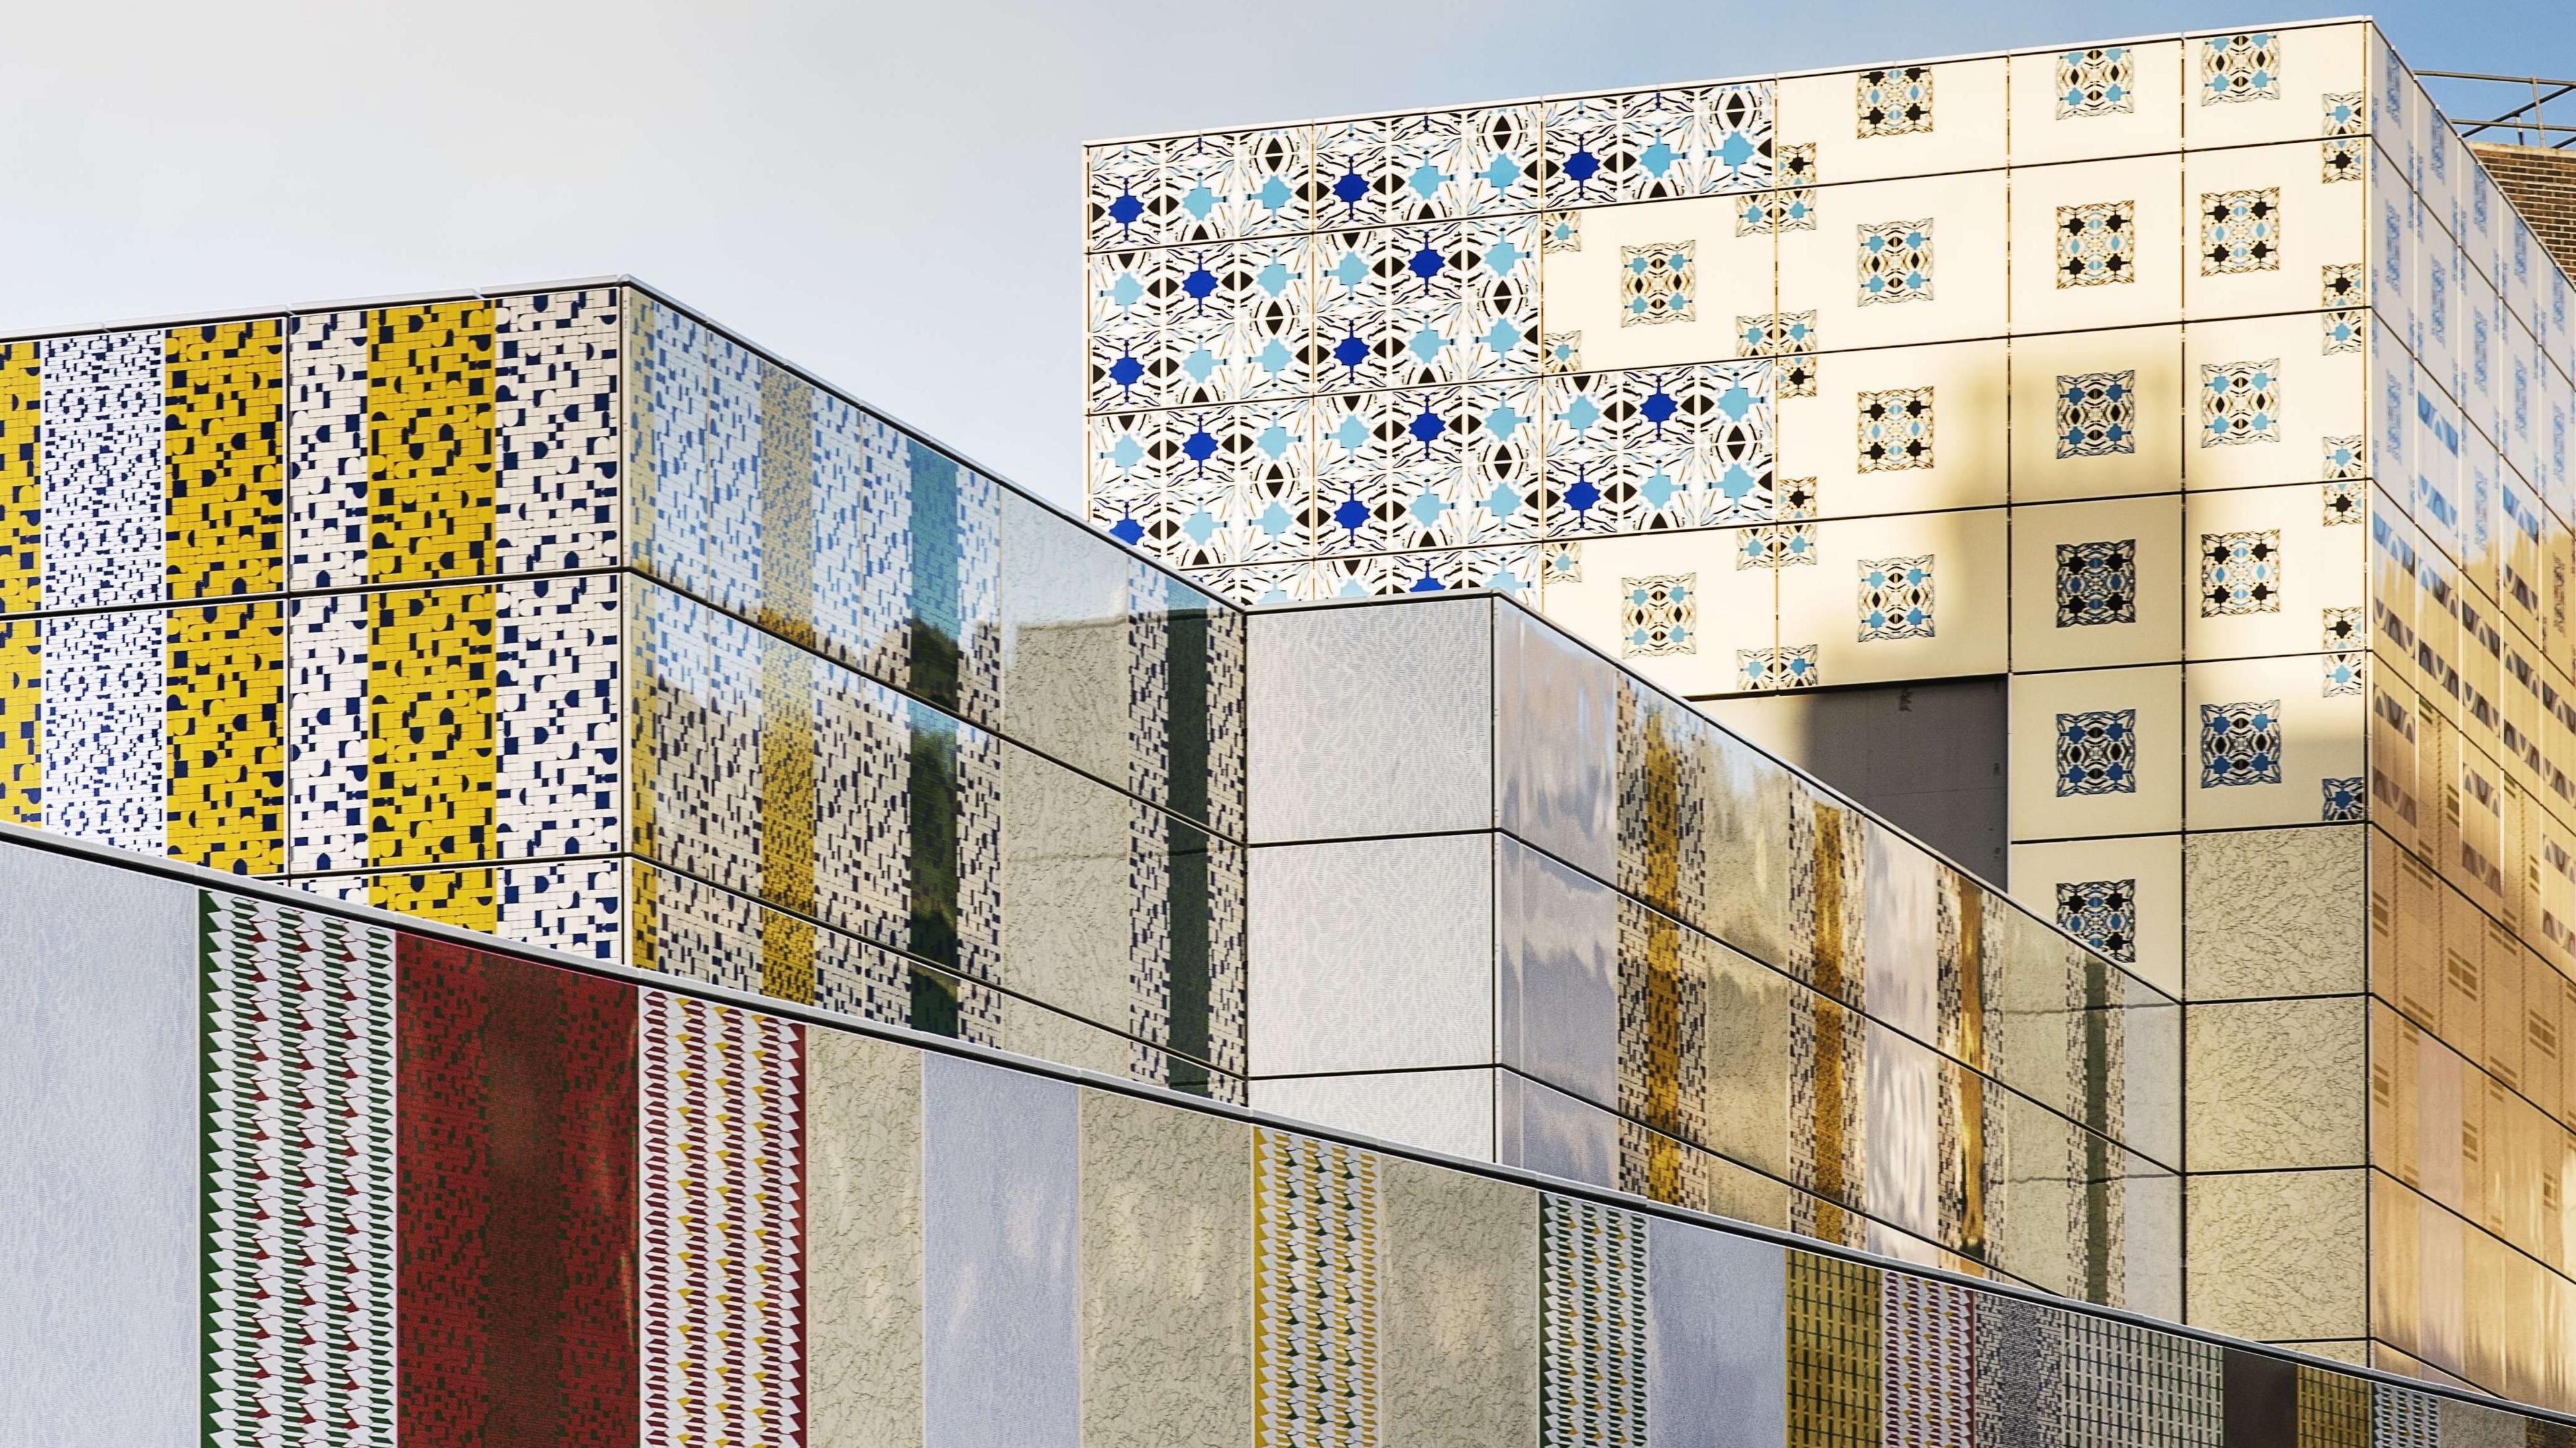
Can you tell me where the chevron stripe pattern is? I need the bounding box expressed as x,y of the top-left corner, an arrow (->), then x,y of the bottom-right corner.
1253,1127 -> 1380,1448
200,889 -> 398,1447
640,989 -> 809,1447
1541,1194 -> 1650,1447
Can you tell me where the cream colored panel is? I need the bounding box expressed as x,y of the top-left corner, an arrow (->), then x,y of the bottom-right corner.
2182,655 -> 2365,830
1776,56 -> 2008,184
2182,481 -> 2367,661
2185,996 -> 2366,1170
2182,318 -> 2365,491
2007,40 -> 2187,164
1775,506 -> 2004,687
1778,174 -> 2008,353
2183,824 -> 2366,999
2008,155 -> 2188,333
1778,340 -> 2007,520
808,1029 -> 924,1448
2181,22 -> 2369,150
1079,1089 -> 1251,1448
1539,527 -> 1772,698
1377,1154 -> 1540,1448
1538,194 -> 1772,374
2009,494 -> 2186,672
2008,833 -> 2182,999
2184,1167 -> 2367,1340
2008,325 -> 2186,504
2182,141 -> 2369,321
2008,664 -> 2184,840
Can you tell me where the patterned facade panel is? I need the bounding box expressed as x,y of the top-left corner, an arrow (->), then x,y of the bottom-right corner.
493,288 -> 621,575
164,320 -> 285,601
394,934 -> 639,1447
368,583 -> 496,870
639,990 -> 806,1448
286,309 -> 370,591
1254,1127 -> 1381,1448
1882,1271 -> 1974,1447
202,890 -> 398,1448
1787,1251 -> 1881,1448
366,302 -> 495,583
633,581 -> 762,894
2059,1316 -> 2221,1448
0,617 -> 35,826
168,601 -> 286,875
41,606 -> 164,852
42,329 -> 166,610
812,662 -> 912,948
1541,1193 -> 1650,1448
288,590 -> 370,873
0,341 -> 38,615
494,572 -> 621,860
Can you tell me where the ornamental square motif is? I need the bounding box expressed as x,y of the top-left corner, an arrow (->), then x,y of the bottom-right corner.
2202,34 -> 2281,105
2200,530 -> 2283,615
1623,573 -> 1696,657
1739,522 -> 1817,570
1739,645 -> 1818,691
1858,555 -> 1935,640
2322,265 -> 2364,353
2057,540 -> 2139,627
1737,311 -> 1817,359
2322,606 -> 2362,652
2057,710 -> 2139,796
1858,388 -> 1934,471
2323,137 -> 2363,183
1544,539 -> 1582,583
2324,92 -> 2364,136
2056,371 -> 2137,458
1858,67 -> 1934,136
2058,203 -> 2138,288
2322,475 -> 2363,524
2200,359 -> 2279,447
1858,221 -> 1933,304
1622,243 -> 1696,326
2058,48 -> 2135,118
2200,700 -> 2284,787
2201,189 -> 2282,274
1780,478 -> 1819,520
1542,211 -> 1582,253
1542,331 -> 1582,374
2323,653 -> 2363,696
2322,776 -> 2366,820
2056,879 -> 2137,964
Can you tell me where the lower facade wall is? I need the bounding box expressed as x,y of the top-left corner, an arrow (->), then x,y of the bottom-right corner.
3,835 -> 2569,1445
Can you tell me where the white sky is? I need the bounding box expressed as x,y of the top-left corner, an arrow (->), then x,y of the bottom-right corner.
0,0 -> 2556,511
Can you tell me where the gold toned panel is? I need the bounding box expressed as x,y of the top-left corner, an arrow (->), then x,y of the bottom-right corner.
164,321 -> 284,600
366,303 -> 494,583
166,602 -> 284,875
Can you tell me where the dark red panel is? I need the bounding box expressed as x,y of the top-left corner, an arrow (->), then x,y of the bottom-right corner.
399,936 -> 637,1448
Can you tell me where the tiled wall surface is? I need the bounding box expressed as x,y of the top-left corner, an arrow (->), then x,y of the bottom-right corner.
1247,593 -> 2180,1310
9,836 -> 2575,1447
1092,23 -> 2576,1402
0,283 -> 1253,1101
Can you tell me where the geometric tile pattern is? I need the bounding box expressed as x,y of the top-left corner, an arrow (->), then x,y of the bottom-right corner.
2200,33 -> 2282,105
1542,1194 -> 1649,1447
2056,373 -> 2137,458
1858,68 -> 1935,137
1858,555 -> 1935,641
2198,190 -> 2282,275
2062,1317 -> 2221,1447
2058,48 -> 2134,118
2198,361 -> 2279,447
1789,1251 -> 1880,1448
2057,710 -> 2139,796
2198,700 -> 2284,787
2322,775 -> 2366,821
2056,879 -> 2138,964
2198,531 -> 2282,615
1623,574 -> 1697,657
1859,390 -> 1934,471
2056,540 -> 2137,627
202,890 -> 399,1448
1884,1273 -> 1974,1447
1622,243 -> 1697,327
1858,222 -> 1935,306
2057,203 -> 2137,288
1254,1129 -> 1380,1448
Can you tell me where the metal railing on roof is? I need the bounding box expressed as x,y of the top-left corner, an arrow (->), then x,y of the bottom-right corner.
2421,70 -> 2576,150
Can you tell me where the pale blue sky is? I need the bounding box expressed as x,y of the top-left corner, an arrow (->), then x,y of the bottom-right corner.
0,0 -> 2562,510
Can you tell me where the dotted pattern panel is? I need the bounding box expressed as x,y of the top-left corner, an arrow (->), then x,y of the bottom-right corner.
1788,1250 -> 1882,1448
0,341 -> 40,614
814,394 -> 912,687
288,590 -> 368,874
167,601 -> 285,875
366,303 -> 493,584
367,583 -> 494,869
369,863 -> 495,934
42,329 -> 165,610
812,661 -> 911,948
286,310 -> 370,591
494,572 -> 621,860
40,606 -> 164,851
494,288 -> 621,573
633,582 -> 761,895
759,637 -> 816,1003
164,320 -> 284,601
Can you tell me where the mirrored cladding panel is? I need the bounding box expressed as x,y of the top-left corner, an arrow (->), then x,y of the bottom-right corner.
1245,592 -> 2180,1309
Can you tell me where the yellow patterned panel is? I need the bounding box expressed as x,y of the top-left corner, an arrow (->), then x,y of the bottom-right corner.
368,584 -> 494,868
367,304 -> 493,583
371,867 -> 498,934
0,342 -> 38,614
164,322 -> 284,600
0,619 -> 35,826
166,602 -> 284,874
760,636 -> 816,1002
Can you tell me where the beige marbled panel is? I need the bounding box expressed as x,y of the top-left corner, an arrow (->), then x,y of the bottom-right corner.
2182,825 -> 2365,1000
1703,937 -> 1792,1180
1379,1155 -> 1540,1448
2292,1339 -> 2371,1366
2184,997 -> 2365,1171
806,1029 -> 922,1448
1079,1089 -> 1252,1448
1001,994 -> 1138,1079
2184,1167 -> 2365,1340
1001,745 -> 1134,1032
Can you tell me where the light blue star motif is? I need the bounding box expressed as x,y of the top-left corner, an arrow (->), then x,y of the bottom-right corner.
1481,154 -> 1522,192
1483,318 -> 1523,356
1408,162 -> 1446,200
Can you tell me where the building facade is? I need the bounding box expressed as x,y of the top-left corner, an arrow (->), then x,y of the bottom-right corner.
1085,21 -> 2576,1406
